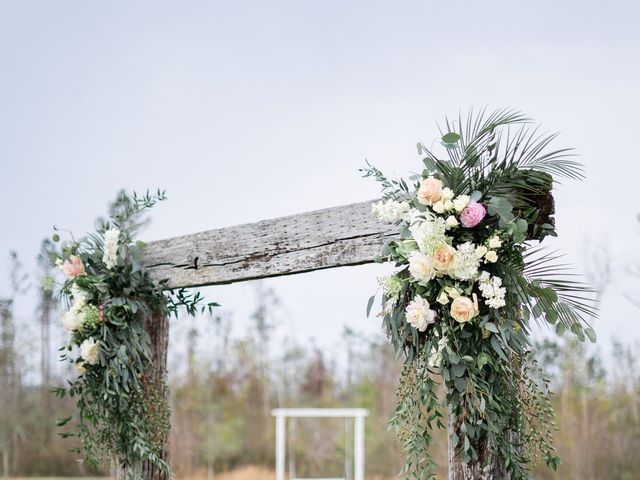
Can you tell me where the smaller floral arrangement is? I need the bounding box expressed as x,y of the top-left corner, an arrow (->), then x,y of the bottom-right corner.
363,109 -> 597,479
52,190 -> 216,476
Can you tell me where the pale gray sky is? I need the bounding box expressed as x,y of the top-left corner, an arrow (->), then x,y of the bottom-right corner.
1,0 -> 639,373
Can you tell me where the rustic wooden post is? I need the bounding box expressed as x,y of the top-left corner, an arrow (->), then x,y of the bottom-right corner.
447,414 -> 507,480
140,199 -> 531,480
116,309 -> 171,480
142,309 -> 171,480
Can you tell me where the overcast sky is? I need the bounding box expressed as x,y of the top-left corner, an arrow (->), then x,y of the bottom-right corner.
1,0 -> 639,373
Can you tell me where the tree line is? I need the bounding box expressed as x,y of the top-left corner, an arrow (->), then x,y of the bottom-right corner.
0,238 -> 639,480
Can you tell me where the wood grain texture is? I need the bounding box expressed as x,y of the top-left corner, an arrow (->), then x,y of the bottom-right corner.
141,200 -> 399,289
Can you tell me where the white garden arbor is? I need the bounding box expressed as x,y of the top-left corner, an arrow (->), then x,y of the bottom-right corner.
272,408 -> 369,480
136,199 -> 496,480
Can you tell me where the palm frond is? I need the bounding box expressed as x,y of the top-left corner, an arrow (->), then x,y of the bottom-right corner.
519,246 -> 597,332
498,125 -> 584,180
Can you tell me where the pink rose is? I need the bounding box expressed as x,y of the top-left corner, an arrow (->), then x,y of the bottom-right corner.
460,201 -> 486,228
417,177 -> 443,205
60,255 -> 86,279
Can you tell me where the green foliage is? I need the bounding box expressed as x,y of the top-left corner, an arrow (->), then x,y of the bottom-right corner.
53,190 -> 217,479
390,348 -> 442,479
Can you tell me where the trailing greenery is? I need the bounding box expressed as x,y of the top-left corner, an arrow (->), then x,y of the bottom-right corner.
51,190 -> 217,479
363,108 -> 597,479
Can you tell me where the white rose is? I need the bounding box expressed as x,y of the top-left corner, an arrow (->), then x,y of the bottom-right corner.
408,252 -> 436,283
405,296 -> 437,332
488,236 -> 502,249
80,337 -> 101,365
453,195 -> 470,212
485,250 -> 498,263
61,309 -> 83,333
432,200 -> 445,214
475,246 -> 488,259
445,216 -> 459,228
444,200 -> 455,211
442,187 -> 454,201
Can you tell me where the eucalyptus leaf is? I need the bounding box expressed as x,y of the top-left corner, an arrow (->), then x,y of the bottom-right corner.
442,132 -> 461,144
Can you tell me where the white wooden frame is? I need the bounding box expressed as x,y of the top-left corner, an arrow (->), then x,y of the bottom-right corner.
271,408 -> 369,480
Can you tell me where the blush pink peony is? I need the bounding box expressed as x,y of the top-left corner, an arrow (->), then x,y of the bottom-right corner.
460,201 -> 486,228
60,255 -> 86,279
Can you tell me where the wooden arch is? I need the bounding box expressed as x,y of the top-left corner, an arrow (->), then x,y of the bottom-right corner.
134,199 -> 491,480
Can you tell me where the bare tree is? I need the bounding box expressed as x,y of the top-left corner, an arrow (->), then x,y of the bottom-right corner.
35,239 -> 56,440
574,237 -> 611,480
0,252 -> 28,479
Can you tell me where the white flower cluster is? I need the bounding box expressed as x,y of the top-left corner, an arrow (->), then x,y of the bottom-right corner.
61,284 -> 88,333
80,337 -> 100,365
372,200 -> 411,223
102,228 -> 120,269
409,216 -> 448,255
478,271 -> 507,309
450,242 -> 480,280
428,334 -> 447,368
61,306 -> 83,332
378,274 -> 403,298
71,283 -> 87,306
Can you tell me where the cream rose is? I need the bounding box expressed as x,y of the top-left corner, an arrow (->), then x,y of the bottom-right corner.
432,200 -> 445,214
475,245 -> 488,259
485,250 -> 498,263
453,195 -> 470,212
445,286 -> 461,299
488,236 -> 502,249
417,177 -> 443,205
444,199 -> 455,211
442,187 -> 454,201
408,252 -> 436,282
432,244 -> 455,271
436,291 -> 450,305
445,215 -> 459,228
450,295 -> 478,323
405,296 -> 437,332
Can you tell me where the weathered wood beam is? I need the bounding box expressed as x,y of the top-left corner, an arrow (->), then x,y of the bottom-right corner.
141,200 -> 399,289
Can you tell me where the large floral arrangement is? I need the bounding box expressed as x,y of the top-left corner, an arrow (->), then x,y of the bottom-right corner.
52,191 -> 215,478
363,109 -> 596,479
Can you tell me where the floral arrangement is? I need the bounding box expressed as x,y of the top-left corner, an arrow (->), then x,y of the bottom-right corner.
363,109 -> 596,479
52,191 -> 216,478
